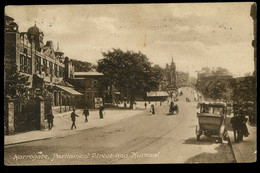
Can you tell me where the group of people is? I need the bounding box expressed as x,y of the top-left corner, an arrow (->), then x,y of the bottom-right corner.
144,102 -> 155,114
145,99 -> 179,115
45,105 -> 105,131
230,110 -> 250,143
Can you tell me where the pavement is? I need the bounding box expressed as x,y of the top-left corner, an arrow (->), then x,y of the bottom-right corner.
201,94 -> 257,163
4,105 -> 144,146
4,98 -> 257,163
226,119 -> 257,163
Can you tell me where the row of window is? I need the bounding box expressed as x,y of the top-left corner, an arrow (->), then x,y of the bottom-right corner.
20,54 -> 32,74
20,54 -> 64,77
36,56 -> 64,77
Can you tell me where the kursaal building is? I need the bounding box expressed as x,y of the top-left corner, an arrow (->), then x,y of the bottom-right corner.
4,14 -> 111,134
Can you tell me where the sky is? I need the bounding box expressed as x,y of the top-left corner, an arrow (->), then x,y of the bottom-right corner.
5,3 -> 255,78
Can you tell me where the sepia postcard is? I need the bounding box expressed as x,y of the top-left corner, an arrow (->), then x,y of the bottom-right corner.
4,3 -> 257,165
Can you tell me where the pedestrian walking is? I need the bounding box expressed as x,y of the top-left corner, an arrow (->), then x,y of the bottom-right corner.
239,109 -> 249,139
150,104 -> 155,114
46,110 -> 54,130
99,105 -> 105,119
230,114 -> 240,143
237,114 -> 244,142
144,102 -> 147,109
71,109 -> 79,130
82,106 -> 89,123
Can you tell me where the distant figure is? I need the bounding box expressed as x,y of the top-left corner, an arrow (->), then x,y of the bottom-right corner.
46,110 -> 54,130
71,109 -> 79,130
133,102 -> 137,110
82,106 -> 89,123
239,109 -> 249,139
144,102 -> 147,109
150,104 -> 155,114
230,109 -> 248,143
124,102 -> 127,108
99,105 -> 105,119
169,101 -> 174,115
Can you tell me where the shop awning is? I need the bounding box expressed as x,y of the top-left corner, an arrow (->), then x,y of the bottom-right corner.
147,91 -> 169,97
55,85 -> 83,96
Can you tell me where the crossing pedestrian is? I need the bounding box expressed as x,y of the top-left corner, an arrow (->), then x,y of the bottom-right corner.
82,106 -> 89,123
150,104 -> 155,114
99,105 -> 105,119
46,110 -> 54,130
71,109 -> 79,130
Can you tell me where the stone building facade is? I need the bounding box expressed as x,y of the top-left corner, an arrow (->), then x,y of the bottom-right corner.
4,14 -> 82,134
68,72 -> 105,109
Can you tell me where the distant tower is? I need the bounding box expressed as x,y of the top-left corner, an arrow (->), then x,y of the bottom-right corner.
170,57 -> 176,85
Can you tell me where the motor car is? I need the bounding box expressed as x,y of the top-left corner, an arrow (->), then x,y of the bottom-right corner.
195,101 -> 228,143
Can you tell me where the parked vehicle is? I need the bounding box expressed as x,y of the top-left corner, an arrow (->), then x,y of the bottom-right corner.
195,102 -> 228,143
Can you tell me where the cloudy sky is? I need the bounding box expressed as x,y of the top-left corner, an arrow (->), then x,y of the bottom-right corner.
5,3 -> 255,77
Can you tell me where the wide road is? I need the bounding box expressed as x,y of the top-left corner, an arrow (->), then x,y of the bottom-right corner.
4,87 -> 235,165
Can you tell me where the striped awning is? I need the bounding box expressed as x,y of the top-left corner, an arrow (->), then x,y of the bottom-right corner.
55,85 -> 83,96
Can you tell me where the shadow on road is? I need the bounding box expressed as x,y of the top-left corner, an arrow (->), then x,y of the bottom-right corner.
184,144 -> 236,163
165,113 -> 179,116
183,137 -> 217,145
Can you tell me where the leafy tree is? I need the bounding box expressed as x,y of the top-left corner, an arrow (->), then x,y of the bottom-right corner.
196,67 -> 233,102
4,58 -> 31,103
70,59 -> 96,72
203,77 -> 232,101
201,67 -> 211,73
97,48 -> 163,108
244,72 -> 252,77
211,67 -> 232,76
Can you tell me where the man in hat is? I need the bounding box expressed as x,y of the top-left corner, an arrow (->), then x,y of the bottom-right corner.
71,108 -> 79,130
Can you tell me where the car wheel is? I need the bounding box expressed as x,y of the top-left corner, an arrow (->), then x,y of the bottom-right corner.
218,137 -> 223,143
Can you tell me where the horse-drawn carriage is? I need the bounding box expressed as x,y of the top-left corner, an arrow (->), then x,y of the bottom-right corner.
195,102 -> 228,143
169,101 -> 179,115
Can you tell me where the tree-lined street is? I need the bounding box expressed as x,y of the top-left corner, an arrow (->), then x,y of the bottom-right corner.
4,3 -> 256,166
4,87 -> 235,165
